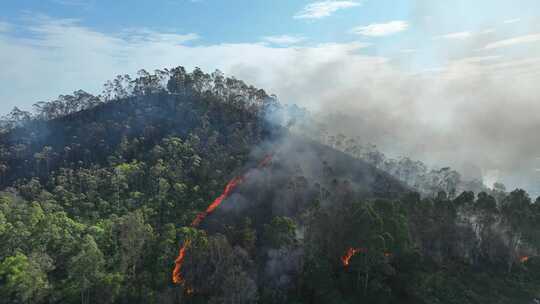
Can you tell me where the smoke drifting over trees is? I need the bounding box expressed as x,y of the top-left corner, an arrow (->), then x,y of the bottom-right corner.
2,5 -> 539,195
0,67 -> 540,303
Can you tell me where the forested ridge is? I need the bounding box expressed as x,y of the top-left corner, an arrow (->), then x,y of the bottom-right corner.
0,67 -> 539,304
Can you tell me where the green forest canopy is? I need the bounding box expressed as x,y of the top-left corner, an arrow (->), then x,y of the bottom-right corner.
0,67 -> 539,304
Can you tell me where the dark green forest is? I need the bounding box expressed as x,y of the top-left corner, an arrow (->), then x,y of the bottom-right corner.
0,67 -> 539,304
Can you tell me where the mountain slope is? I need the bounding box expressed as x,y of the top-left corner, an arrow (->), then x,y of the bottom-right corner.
0,67 -> 539,304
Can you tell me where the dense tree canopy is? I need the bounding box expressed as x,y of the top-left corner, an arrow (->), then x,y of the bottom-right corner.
0,66 -> 539,303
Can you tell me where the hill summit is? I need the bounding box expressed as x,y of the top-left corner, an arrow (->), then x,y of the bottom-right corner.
0,67 -> 539,304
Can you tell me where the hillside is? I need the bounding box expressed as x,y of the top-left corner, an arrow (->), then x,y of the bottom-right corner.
0,67 -> 539,304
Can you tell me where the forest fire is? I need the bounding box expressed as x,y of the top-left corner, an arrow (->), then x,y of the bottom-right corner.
191,176 -> 245,227
341,247 -> 366,266
172,239 -> 191,284
341,248 -> 392,266
257,154 -> 273,168
172,155 -> 273,285
520,256 -> 529,263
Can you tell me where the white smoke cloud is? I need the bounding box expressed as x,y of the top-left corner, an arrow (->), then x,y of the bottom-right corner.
1,12 -> 540,195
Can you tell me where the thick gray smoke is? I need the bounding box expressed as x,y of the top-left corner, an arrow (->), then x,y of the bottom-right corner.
2,2 -> 540,194
229,1 -> 540,196
304,65 -> 540,195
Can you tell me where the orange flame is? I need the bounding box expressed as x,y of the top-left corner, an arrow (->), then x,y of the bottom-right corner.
172,155 -> 273,285
340,247 -> 392,266
341,247 -> 366,266
172,239 -> 191,284
520,256 -> 529,263
191,176 -> 245,227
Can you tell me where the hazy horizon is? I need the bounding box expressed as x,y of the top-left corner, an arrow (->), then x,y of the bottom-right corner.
2,0 -> 540,195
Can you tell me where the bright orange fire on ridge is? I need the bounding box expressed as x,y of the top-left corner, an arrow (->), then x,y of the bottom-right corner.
341,247 -> 392,266
341,247 -> 366,266
191,176 -> 245,227
172,239 -> 191,284
172,155 -> 273,285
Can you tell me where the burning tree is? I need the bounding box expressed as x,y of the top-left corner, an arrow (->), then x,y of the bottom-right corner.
172,154 -> 273,291
304,197 -> 408,297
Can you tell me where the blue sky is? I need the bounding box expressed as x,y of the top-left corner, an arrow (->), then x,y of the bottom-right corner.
2,0 -> 536,60
1,0 -> 538,90
1,0 -> 540,192
0,1 -> 411,44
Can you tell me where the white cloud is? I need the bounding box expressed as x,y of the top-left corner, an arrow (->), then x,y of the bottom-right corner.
485,34 -> 540,49
121,29 -> 199,44
456,55 -> 503,64
0,17 -> 382,114
504,18 -> 521,24
2,16 -> 540,194
350,21 -> 409,37
437,31 -> 473,40
435,29 -> 495,42
262,35 -> 305,45
294,1 -> 360,19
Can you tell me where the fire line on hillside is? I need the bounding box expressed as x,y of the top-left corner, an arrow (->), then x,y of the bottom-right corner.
341,247 -> 393,267
172,154 -> 273,286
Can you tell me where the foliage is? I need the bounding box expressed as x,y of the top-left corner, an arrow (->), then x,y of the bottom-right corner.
0,66 -> 539,304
